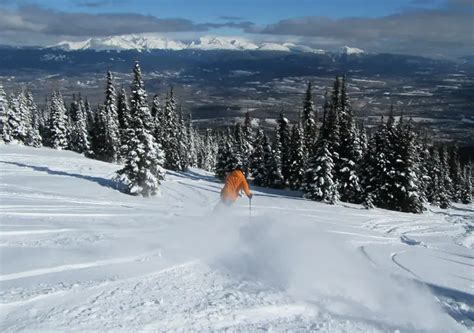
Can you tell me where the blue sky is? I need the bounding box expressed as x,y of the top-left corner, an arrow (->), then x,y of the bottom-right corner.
0,0 -> 472,57
7,0 -> 448,23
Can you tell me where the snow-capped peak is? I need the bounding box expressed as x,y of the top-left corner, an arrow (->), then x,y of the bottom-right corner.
47,34 -> 332,54
49,35 -> 187,52
339,46 -> 365,55
188,37 -> 259,51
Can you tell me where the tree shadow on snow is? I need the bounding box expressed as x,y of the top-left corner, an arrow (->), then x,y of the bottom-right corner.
167,169 -> 221,184
0,160 -> 121,192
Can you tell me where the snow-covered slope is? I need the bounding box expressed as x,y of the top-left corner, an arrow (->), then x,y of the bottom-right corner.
49,35 -> 187,52
0,145 -> 472,332
339,45 -> 365,55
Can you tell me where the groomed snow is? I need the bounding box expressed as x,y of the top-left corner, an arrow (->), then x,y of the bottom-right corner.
0,145 -> 472,332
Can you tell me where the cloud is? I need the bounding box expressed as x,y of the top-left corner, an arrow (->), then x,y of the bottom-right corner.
0,4 -> 255,43
0,1 -> 471,57
246,6 -> 474,57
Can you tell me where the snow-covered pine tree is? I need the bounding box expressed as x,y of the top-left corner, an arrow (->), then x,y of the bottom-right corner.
358,124 -> 368,156
250,129 -> 266,186
243,111 -> 255,143
69,95 -> 90,154
201,129 -> 218,171
84,97 -> 95,129
48,91 -> 69,149
242,111 -> 255,175
460,163 -> 472,204
426,147 -> 441,205
439,145 -> 453,207
426,147 -> 450,208
448,145 -> 463,203
277,113 -> 292,185
301,81 -> 317,152
116,61 -> 165,197
69,94 -> 80,123
266,128 -> 284,188
393,118 -> 423,213
162,88 -> 182,170
416,134 -> 431,203
37,96 -> 50,146
176,105 -> 190,171
89,105 -> 107,160
232,123 -> 246,174
304,140 -> 338,204
104,71 -> 121,161
0,84 -> 7,142
362,115 -> 395,210
288,123 -> 306,190
3,94 -> 22,143
185,113 -> 197,168
150,94 -> 163,144
337,77 -> 362,203
215,129 -> 238,180
25,90 -> 42,147
325,79 -> 341,168
117,88 -> 130,131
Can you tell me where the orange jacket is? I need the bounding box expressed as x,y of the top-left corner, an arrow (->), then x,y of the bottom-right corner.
220,170 -> 251,202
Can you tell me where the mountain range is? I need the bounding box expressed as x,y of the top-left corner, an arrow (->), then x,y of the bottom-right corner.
48,34 -> 349,55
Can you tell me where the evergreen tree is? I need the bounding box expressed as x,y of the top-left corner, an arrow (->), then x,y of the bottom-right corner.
176,106 -> 190,171
393,118 -> 423,213
449,145 -> 463,202
3,94 -> 23,143
0,84 -> 7,142
104,71 -> 121,161
69,94 -> 80,123
242,111 -> 255,175
304,141 -> 338,204
215,129 -> 239,180
117,88 -> 131,131
325,82 -> 341,166
362,115 -> 394,210
90,105 -> 108,160
69,95 -> 90,154
277,113 -> 292,185
232,123 -> 245,173
250,129 -> 267,186
337,78 -> 362,203
24,90 -> 42,147
150,94 -> 163,144
266,128 -> 284,188
116,62 -> 165,197
48,91 -> 69,149
417,137 -> 432,202
162,88 -> 182,170
301,81 -> 317,152
439,145 -> 453,207
288,123 -> 306,190
460,163 -> 472,204
200,129 -> 218,171
426,147 -> 450,208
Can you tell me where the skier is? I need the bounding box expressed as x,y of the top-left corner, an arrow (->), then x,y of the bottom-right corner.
216,168 -> 253,209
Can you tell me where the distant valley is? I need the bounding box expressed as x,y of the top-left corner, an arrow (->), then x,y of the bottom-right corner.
0,44 -> 472,148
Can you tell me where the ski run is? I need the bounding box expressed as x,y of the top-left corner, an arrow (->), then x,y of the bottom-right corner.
0,145 -> 473,332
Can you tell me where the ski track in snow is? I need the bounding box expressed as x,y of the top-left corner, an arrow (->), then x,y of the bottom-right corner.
0,145 -> 473,332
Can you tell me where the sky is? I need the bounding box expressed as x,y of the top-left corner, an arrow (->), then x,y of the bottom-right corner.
0,0 -> 472,57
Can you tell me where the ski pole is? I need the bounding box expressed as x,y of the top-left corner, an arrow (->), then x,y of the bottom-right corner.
249,196 -> 252,217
